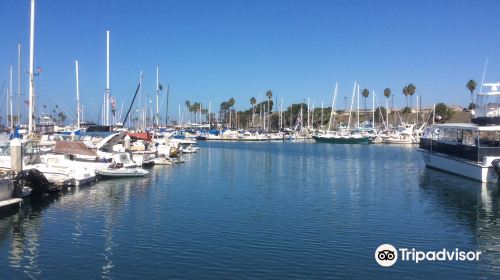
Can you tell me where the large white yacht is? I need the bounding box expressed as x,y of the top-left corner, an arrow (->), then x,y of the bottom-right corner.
419,82 -> 500,182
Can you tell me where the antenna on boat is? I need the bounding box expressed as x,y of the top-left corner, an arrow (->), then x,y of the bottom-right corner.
479,58 -> 488,94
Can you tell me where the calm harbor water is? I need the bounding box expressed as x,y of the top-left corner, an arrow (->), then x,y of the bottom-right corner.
0,142 -> 499,279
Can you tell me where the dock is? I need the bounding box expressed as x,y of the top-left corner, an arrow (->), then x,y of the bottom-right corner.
0,198 -> 23,208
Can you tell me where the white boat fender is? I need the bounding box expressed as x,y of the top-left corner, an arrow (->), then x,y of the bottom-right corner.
491,159 -> 500,176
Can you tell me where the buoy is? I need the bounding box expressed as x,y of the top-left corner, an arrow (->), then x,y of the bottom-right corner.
492,159 -> 500,176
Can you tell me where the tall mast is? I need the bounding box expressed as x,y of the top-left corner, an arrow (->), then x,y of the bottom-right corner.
106,30 -> 110,126
138,71 -> 143,129
156,65 -> 159,127
372,90 -> 375,127
321,100 -> 324,130
75,60 -> 81,129
347,81 -> 356,130
280,98 -> 284,129
6,76 -> 9,128
311,102 -> 315,129
356,83 -> 360,128
307,97 -> 311,129
165,84 -> 169,127
9,66 -> 13,129
17,44 -> 21,126
386,94 -> 389,130
208,101 -> 211,127
416,94 -> 420,125
328,82 -> 338,132
28,0 -> 35,134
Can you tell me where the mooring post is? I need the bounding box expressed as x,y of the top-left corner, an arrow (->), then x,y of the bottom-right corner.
124,135 -> 131,151
10,138 -> 23,173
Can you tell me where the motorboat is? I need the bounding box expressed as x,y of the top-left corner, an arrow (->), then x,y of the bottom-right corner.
419,81 -> 500,182
96,164 -> 149,177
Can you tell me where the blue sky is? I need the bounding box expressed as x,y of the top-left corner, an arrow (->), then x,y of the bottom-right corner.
1,0 -> 500,124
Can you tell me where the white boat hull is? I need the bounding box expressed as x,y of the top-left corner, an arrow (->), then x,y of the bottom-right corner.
0,179 -> 15,201
97,168 -> 149,177
420,149 -> 497,183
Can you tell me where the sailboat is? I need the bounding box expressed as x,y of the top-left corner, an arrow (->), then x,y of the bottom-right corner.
313,82 -> 370,144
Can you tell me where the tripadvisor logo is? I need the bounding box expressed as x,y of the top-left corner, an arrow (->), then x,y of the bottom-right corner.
375,244 -> 481,267
375,244 -> 398,267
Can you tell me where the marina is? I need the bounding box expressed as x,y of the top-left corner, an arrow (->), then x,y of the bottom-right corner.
0,0 -> 500,279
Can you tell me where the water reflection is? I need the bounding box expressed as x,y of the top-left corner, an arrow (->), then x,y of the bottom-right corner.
0,174 -> 153,279
419,169 -> 500,275
0,195 -> 59,279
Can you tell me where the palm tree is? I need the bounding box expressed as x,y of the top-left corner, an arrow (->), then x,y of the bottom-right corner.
466,79 -> 477,109
250,97 -> 257,127
383,88 -> 391,99
266,90 -> 272,130
407,83 -> 416,110
384,88 -> 391,128
362,88 -> 369,121
228,98 -> 235,128
185,100 -> 191,122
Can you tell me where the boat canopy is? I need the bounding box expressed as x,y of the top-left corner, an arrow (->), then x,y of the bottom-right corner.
126,132 -> 152,142
53,141 -> 97,157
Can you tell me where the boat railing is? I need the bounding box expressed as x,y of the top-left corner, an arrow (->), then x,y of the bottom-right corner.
420,138 -> 479,162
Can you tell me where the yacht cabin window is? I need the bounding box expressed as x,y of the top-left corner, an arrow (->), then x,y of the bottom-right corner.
438,127 -> 457,143
461,129 -> 476,146
479,131 -> 500,147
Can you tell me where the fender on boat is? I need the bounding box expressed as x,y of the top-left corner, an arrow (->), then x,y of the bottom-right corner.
491,159 -> 500,176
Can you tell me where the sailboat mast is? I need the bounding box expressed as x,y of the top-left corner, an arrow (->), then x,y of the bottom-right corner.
356,83 -> 360,128
106,30 -> 110,126
281,98 -> 284,129
139,71 -> 143,129
311,102 -> 315,129
307,98 -> 311,129
386,95 -> 389,130
347,81 -> 356,130
156,65 -> 159,127
17,44 -> 21,126
372,90 -> 375,127
166,84 -> 170,127
75,60 -> 81,129
321,100 -> 324,130
328,82 -> 338,132
208,101 -> 211,127
9,66 -> 13,129
6,78 -> 9,128
28,0 -> 35,134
